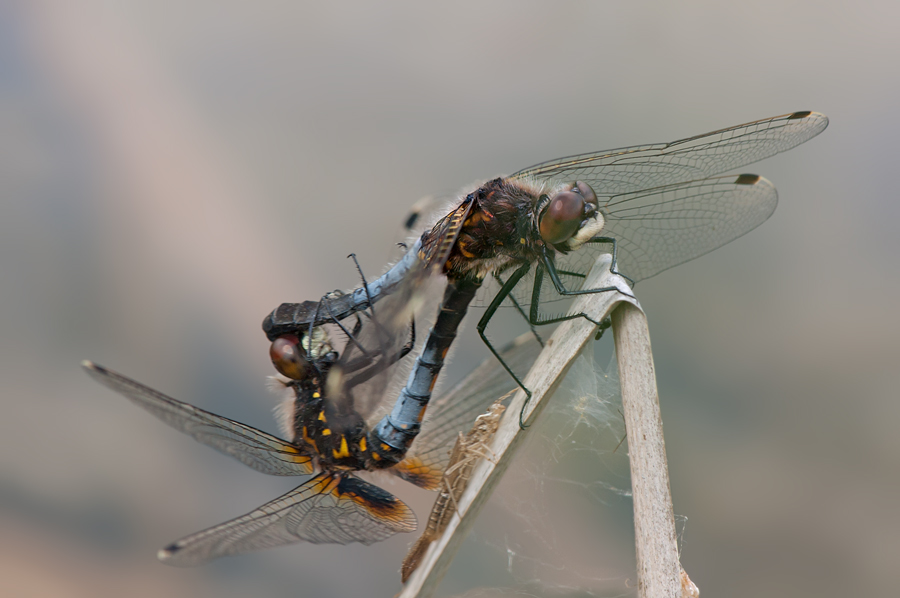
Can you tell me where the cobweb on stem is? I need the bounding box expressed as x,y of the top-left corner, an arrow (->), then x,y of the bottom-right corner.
441,343 -> 637,598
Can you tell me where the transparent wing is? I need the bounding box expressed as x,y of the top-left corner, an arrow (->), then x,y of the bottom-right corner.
324,281 -> 424,425
82,361 -> 313,476
321,204 -> 466,426
158,473 -> 416,566
474,173 -> 779,315
472,112 -> 827,313
563,172 -> 778,285
399,193 -> 461,240
391,333 -> 542,489
511,111 -> 827,195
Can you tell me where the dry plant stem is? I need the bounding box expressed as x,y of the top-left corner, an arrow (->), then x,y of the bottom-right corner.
399,255 -> 675,598
400,399 -> 507,583
612,302 -> 687,597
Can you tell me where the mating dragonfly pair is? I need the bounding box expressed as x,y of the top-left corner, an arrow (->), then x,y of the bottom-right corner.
85,111 -> 827,566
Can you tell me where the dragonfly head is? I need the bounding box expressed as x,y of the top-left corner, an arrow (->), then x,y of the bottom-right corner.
270,334 -> 312,379
538,181 -> 604,250
270,333 -> 337,379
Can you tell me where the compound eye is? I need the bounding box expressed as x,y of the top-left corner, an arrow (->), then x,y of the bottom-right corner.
270,334 -> 309,380
573,181 -> 598,207
539,191 -> 585,244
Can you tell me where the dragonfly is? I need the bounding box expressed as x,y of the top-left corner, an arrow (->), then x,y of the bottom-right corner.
264,111 -> 829,448
82,316 -> 541,565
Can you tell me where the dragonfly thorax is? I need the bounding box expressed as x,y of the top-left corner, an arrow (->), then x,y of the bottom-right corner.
441,178 -> 546,280
440,178 -> 604,281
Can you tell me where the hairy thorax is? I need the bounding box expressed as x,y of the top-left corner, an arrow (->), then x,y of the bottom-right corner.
444,178 -> 550,280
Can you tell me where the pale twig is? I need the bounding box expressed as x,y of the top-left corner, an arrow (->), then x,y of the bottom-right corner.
399,253 -> 697,597
401,398 -> 507,583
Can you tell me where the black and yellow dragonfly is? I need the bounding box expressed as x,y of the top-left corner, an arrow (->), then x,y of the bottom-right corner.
82,326 -> 540,566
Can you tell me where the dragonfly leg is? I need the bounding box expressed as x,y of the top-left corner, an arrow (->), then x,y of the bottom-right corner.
520,241 -> 629,332
595,316 -> 612,340
522,261 -> 611,332
583,236 -> 634,287
477,263 -> 535,429
540,239 -> 630,300
492,270 -> 544,348
324,298 -> 371,358
348,253 -> 376,315
341,317 -> 415,387
350,312 -> 364,337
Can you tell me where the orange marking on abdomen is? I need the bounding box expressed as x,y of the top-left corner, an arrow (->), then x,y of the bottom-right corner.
301,426 -> 318,454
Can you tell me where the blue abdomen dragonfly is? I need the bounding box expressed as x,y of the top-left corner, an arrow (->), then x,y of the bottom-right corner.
264,110 -> 828,459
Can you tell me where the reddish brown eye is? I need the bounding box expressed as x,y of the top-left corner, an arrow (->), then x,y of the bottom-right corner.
574,181 -> 598,207
539,191 -> 585,244
270,334 -> 309,380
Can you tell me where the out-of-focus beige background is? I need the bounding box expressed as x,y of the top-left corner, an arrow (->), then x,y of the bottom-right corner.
2,1 -> 897,597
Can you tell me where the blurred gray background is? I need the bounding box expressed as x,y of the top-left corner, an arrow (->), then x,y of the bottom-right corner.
2,1 -> 898,597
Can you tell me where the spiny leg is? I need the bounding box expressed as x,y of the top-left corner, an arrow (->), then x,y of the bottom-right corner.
523,237 -> 629,332
346,252 -> 416,353
492,269 -> 544,348
476,263 -> 535,429
342,318 -> 416,387
524,261 -> 609,329
580,236 -> 628,284
324,298 -> 371,358
348,253 -> 375,316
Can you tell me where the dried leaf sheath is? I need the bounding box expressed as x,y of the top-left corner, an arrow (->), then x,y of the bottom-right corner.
401,398 -> 507,583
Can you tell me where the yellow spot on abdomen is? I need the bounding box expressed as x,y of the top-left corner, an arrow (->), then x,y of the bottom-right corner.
321,428 -> 331,436
318,410 -> 326,422
359,436 -> 367,452
332,436 -> 350,459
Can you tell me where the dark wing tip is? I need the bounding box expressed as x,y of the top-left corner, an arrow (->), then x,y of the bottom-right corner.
787,110 -> 829,133
403,195 -> 440,232
734,173 -> 762,185
391,456 -> 443,491
82,361 -> 114,383
338,476 -> 418,532
157,543 -> 195,567
404,211 -> 420,231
